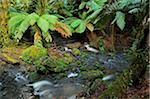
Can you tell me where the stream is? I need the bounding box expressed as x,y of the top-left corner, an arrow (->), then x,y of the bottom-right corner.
0,51 -> 133,99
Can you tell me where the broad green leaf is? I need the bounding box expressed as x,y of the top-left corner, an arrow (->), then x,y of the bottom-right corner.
41,14 -> 58,24
115,11 -> 125,30
37,17 -> 49,33
70,19 -> 82,29
75,21 -> 86,33
85,9 -> 102,22
87,0 -> 107,11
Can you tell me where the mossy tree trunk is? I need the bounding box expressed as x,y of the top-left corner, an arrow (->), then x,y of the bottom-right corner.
0,0 -> 11,47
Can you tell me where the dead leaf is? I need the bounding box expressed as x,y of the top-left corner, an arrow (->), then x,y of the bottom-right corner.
55,22 -> 72,38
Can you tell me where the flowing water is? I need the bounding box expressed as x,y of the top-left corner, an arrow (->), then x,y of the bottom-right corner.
0,52 -> 133,99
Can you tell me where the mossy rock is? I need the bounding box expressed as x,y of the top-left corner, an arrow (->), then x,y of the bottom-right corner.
80,70 -> 104,80
35,56 -> 70,73
21,45 -> 48,64
72,48 -> 81,55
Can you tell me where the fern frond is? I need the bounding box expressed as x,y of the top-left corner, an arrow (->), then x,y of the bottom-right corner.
55,22 -> 72,38
9,14 -> 27,35
28,13 -> 39,26
41,14 -> 58,24
42,32 -> 52,42
15,16 -> 31,40
37,17 -> 49,33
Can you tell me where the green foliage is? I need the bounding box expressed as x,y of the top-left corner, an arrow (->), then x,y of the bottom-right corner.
86,0 -> 107,11
8,12 -> 59,43
80,70 -> 104,80
98,37 -> 105,53
21,45 -> 48,64
109,0 -> 148,30
72,48 -> 81,55
112,11 -> 125,30
10,0 -> 32,11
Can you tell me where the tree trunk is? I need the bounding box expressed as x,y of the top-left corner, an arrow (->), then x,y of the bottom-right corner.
0,0 -> 11,47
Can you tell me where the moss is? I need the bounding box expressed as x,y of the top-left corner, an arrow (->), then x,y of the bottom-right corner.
34,55 -> 71,73
63,53 -> 74,64
21,45 -> 48,64
80,70 -> 104,80
2,53 -> 19,64
72,48 -> 81,55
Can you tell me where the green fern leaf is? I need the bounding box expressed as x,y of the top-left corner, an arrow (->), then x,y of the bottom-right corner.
9,14 -> 27,35
49,24 -> 55,31
44,32 -> 52,42
41,14 -> 58,24
28,13 -> 39,26
37,17 -> 50,33
15,16 -> 31,40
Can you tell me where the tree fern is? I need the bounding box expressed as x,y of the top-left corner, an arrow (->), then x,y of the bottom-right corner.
15,16 -> 31,40
9,12 -> 71,43
37,17 -> 53,43
9,14 -> 27,36
28,13 -> 39,26
41,14 -> 58,24
37,17 -> 49,33
41,14 -> 58,30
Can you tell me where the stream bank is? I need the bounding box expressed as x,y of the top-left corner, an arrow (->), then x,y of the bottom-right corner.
0,44 -> 138,99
